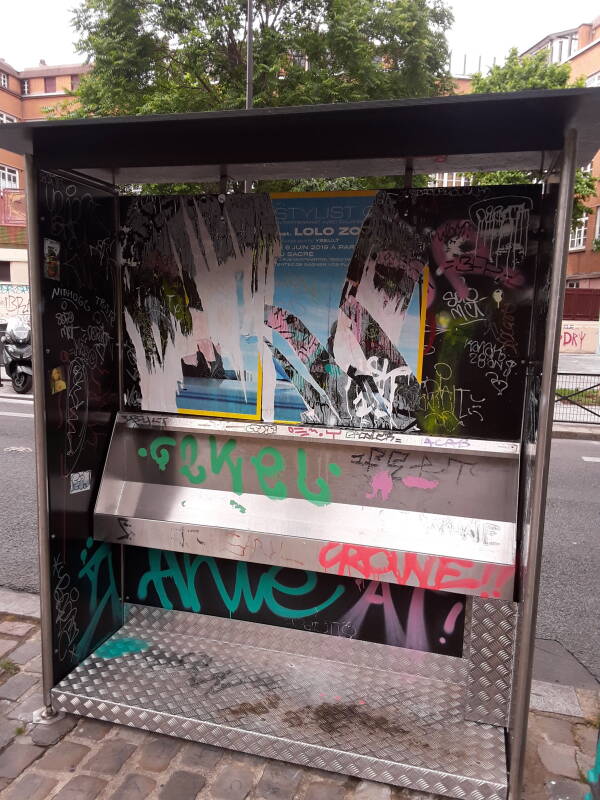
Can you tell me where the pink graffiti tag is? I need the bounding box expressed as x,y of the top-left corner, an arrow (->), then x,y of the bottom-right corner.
401,475 -> 439,490
365,470 -> 393,501
439,600 -> 464,644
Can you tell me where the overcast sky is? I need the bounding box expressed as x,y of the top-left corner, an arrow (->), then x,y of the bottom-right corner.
2,0 -> 600,73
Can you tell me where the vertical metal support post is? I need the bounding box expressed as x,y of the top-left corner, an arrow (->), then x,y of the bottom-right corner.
113,192 -> 126,609
508,129 -> 578,798
244,0 -> 254,193
114,195 -> 124,410
246,0 -> 254,112
404,158 -> 414,189
25,155 -> 55,714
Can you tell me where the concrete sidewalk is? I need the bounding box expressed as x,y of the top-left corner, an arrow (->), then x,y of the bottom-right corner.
553,422 -> 600,440
0,591 -> 598,799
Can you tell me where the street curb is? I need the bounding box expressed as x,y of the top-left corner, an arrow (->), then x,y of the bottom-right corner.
553,424 -> 600,440
0,586 -> 40,618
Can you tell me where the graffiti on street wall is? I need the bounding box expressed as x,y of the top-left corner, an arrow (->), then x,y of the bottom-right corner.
126,548 -> 466,656
560,321 -> 599,354
0,284 -> 29,322
121,194 -> 280,418
122,187 -> 542,441
39,171 -> 120,681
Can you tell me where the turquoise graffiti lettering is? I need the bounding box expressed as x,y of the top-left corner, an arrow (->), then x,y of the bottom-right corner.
139,434 -> 341,507
76,540 -> 121,660
95,637 -> 148,659
250,446 -> 287,500
138,549 -> 345,619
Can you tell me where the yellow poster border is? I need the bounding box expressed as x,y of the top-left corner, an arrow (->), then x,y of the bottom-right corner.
178,356 -> 263,420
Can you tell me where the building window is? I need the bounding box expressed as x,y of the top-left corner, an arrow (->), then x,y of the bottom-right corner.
586,71 -> 600,87
44,76 -> 56,93
0,112 -> 17,124
21,79 -> 29,95
567,280 -> 580,288
429,172 -> 471,188
569,214 -> 588,251
0,72 -> 7,89
0,262 -> 10,281
71,74 -> 81,91
0,165 -> 19,189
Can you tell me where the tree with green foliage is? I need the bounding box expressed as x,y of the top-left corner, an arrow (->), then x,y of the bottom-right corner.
470,47 -> 581,93
69,0 -> 454,117
467,48 -> 595,228
64,0 -> 453,192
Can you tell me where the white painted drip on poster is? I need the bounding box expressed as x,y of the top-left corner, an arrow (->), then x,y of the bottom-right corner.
355,256 -> 412,348
333,310 -> 374,376
190,200 -> 251,400
262,325 -> 276,421
472,197 -> 530,278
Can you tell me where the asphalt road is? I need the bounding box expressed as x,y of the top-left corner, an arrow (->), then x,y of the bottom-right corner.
536,437 -> 600,680
0,384 -> 598,679
0,386 -> 37,593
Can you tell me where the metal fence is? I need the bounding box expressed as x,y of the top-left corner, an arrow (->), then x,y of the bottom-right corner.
554,373 -> 600,425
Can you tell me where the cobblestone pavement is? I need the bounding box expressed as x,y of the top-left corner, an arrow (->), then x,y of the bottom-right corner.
0,612 -> 598,800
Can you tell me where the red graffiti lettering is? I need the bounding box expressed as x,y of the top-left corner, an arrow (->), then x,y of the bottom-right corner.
317,542 -> 516,598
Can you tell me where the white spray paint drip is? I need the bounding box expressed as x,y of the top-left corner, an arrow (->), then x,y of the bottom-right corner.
261,326 -> 276,422
333,310 -> 374,376
189,200 -> 248,399
355,254 -> 413,348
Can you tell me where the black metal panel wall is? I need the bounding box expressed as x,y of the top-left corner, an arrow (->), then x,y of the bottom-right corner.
38,171 -> 121,681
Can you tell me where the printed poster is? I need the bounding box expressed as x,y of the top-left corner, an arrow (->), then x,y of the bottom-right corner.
267,192 -> 426,428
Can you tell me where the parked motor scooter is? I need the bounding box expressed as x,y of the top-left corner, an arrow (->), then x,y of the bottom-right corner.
1,316 -> 33,394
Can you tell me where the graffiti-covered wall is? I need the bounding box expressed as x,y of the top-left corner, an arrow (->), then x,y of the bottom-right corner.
38,172 -> 121,682
115,187 -> 544,658
122,187 -> 541,441
0,283 -> 30,323
125,550 -> 466,657
560,320 -> 599,353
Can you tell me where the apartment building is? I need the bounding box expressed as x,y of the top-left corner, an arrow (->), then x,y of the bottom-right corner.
0,58 -> 89,299
523,19 -> 600,287
438,22 -> 600,289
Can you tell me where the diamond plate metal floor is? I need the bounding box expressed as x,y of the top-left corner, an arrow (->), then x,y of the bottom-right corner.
52,606 -> 507,799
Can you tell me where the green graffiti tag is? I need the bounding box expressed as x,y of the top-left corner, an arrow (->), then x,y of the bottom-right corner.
138,434 -> 341,506
138,550 -> 345,619
251,446 -> 287,500
180,435 -> 206,484
210,436 -> 243,494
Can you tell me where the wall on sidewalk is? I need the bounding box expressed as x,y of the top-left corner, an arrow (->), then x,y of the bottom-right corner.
559,319 -> 599,353
0,283 -> 30,323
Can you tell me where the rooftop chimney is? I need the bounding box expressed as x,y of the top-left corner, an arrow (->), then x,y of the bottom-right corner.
577,24 -> 592,49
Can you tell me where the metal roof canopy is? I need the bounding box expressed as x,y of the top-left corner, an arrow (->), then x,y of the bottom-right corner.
1,88 -> 600,183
